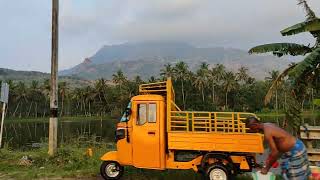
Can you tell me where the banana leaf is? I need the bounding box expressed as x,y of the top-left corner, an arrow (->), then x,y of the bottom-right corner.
281,19 -> 320,36
289,47 -> 320,80
248,43 -> 312,57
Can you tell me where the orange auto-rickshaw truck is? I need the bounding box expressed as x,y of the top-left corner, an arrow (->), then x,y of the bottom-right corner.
100,78 -> 264,180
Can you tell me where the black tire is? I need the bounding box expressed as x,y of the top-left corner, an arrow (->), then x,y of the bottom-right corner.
100,161 -> 124,180
206,163 -> 231,180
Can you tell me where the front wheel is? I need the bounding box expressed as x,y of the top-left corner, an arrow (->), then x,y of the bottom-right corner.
100,161 -> 124,180
206,163 -> 230,180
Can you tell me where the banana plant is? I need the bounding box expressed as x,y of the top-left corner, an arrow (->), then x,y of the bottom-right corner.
249,0 -> 320,132
249,0 -> 320,99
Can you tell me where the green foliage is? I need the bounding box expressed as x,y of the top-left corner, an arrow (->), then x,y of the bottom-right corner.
0,142 -> 112,179
288,47 -> 320,81
281,18 -> 320,37
3,61 -> 320,124
313,98 -> 320,106
248,43 -> 312,57
285,96 -> 303,135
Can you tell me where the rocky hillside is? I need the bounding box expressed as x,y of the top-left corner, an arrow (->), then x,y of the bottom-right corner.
60,42 -> 293,80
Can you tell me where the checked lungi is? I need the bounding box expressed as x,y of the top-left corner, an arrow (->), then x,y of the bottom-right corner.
281,139 -> 311,180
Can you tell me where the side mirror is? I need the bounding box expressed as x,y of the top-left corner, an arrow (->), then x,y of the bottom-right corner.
125,108 -> 131,119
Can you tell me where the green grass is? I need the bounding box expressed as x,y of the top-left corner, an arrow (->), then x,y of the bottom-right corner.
0,142 -> 113,179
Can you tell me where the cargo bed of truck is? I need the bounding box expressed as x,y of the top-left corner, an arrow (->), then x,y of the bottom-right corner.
167,111 -> 264,153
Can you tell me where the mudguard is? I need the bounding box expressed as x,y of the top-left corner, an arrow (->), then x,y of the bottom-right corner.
100,151 -> 118,161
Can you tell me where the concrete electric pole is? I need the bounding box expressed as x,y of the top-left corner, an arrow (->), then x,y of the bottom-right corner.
49,0 -> 59,156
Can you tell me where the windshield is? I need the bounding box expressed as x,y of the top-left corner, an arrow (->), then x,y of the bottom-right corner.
120,102 -> 131,122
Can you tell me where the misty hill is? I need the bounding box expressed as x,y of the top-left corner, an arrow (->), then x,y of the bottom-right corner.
0,68 -> 92,88
61,42 -> 293,80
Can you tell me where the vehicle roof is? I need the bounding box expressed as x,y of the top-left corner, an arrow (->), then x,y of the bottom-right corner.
131,94 -> 165,101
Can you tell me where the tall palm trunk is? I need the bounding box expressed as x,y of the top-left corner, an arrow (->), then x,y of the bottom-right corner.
27,101 -> 33,117
88,101 -> 91,116
13,101 -> 21,117
225,92 -> 228,109
35,103 -> 38,118
212,83 -> 215,103
201,87 -> 205,103
181,80 -> 186,110
82,99 -> 87,116
60,95 -> 64,117
311,88 -> 314,112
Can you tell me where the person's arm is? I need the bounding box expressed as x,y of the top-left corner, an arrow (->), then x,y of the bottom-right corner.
262,136 -> 280,173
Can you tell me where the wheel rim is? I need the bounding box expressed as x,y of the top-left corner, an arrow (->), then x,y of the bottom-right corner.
105,163 -> 120,178
209,168 -> 227,180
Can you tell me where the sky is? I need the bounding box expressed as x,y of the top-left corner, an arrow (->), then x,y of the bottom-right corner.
0,0 -> 320,72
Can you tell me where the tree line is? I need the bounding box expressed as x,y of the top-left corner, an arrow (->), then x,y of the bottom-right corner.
1,62 -> 318,119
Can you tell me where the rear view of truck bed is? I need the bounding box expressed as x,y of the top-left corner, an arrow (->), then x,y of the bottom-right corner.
168,111 -> 264,153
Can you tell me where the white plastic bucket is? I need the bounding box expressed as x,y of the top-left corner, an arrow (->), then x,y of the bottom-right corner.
251,171 -> 276,180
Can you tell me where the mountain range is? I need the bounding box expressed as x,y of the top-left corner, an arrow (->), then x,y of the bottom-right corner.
60,42 -> 294,80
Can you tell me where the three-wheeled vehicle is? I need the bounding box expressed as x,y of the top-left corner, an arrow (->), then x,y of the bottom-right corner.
100,78 -> 264,180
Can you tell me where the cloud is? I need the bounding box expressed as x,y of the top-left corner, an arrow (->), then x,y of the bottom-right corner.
0,0 -> 320,72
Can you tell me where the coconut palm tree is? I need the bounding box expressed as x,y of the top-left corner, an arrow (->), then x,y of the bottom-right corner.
27,80 -> 42,117
208,64 -> 226,103
174,61 -> 189,109
236,66 -> 249,83
40,79 -> 50,117
193,63 -> 209,103
12,81 -> 28,117
265,70 -> 280,111
222,71 -> 238,109
112,70 -> 127,91
160,63 -> 175,80
58,82 -> 68,117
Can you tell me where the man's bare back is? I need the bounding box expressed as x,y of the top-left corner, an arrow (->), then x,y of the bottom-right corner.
246,117 -> 310,177
263,123 -> 296,152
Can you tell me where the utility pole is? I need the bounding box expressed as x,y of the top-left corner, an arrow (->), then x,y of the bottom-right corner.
49,0 -> 59,156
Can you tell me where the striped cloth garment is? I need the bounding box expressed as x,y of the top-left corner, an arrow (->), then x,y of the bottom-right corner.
280,139 -> 311,180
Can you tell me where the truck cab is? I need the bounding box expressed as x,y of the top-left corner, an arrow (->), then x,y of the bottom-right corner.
100,78 -> 264,180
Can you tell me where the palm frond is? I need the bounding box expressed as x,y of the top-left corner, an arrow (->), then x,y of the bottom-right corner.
281,19 -> 320,36
264,64 -> 297,105
297,0 -> 317,20
289,47 -> 320,80
248,43 -> 312,57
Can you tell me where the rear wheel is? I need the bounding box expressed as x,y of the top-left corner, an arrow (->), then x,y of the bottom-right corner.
100,161 -> 124,180
206,163 -> 230,180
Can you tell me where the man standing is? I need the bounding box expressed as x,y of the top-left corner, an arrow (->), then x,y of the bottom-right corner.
245,116 -> 310,179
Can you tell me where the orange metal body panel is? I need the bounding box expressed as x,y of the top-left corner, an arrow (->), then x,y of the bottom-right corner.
165,151 -> 202,172
168,132 -> 264,153
230,156 -> 250,170
101,151 -> 118,161
116,126 -> 133,165
131,99 -> 161,169
101,78 -> 264,173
